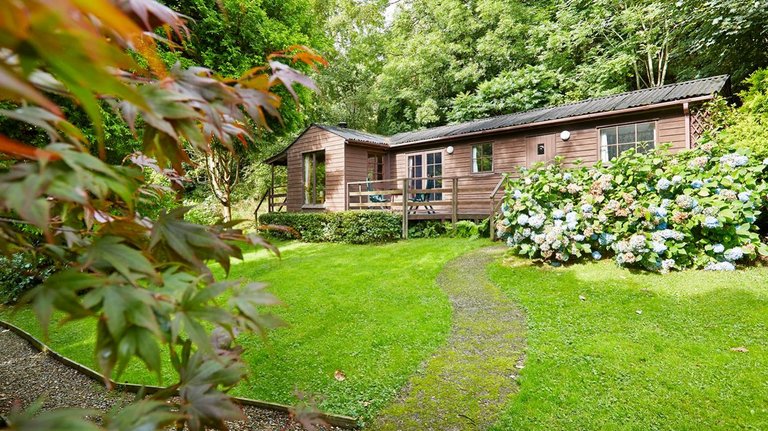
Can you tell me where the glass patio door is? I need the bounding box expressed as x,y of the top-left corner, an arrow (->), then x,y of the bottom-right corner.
407,151 -> 442,200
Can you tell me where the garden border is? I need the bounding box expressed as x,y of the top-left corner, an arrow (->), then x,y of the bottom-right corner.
0,319 -> 359,429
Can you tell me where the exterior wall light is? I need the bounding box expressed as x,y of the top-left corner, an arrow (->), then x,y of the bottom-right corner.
560,130 -> 571,141
446,145 -> 455,154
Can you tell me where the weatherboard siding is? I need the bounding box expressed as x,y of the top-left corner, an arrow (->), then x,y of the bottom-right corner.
283,106 -> 693,214
391,106 -> 689,178
285,126 -> 346,212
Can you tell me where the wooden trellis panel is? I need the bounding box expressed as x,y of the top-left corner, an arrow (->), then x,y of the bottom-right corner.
690,104 -> 715,147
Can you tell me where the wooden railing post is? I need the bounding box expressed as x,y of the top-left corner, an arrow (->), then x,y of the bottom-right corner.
451,177 -> 458,227
490,197 -> 496,241
402,179 -> 409,239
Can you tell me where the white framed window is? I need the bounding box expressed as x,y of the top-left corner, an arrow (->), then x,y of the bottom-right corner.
472,142 -> 493,173
599,122 -> 656,162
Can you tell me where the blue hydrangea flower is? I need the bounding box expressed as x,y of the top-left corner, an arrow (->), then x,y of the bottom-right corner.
702,216 -> 720,229
563,173 -> 573,181
653,207 -> 668,218
705,261 -> 735,271
724,247 -> 744,261
672,175 -> 683,184
691,180 -> 704,189
656,221 -> 668,230
661,259 -> 675,272
552,209 -> 565,219
573,234 -> 585,241
651,241 -> 667,254
654,229 -> 684,241
719,153 -> 749,168
592,250 -> 602,260
712,243 -> 725,253
598,232 -> 615,246
738,191 -> 751,203
516,214 -> 529,226
512,189 -> 523,199
581,204 -> 593,213
528,214 -> 546,229
565,212 -> 578,224
656,178 -> 672,190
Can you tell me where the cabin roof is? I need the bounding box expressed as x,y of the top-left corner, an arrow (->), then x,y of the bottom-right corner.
266,75 -> 729,164
387,74 -> 729,146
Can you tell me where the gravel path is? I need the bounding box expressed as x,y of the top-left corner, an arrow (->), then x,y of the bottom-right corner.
0,328 -> 342,430
371,246 -> 526,431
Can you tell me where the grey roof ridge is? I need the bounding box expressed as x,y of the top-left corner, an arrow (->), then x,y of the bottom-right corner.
287,75 -> 730,153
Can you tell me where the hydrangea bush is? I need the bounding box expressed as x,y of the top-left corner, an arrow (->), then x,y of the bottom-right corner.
497,141 -> 768,272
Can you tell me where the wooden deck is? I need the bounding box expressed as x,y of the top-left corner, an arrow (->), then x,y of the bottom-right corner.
346,175 -> 509,238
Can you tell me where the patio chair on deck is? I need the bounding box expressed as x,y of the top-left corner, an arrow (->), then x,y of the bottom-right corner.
367,182 -> 388,207
409,178 -> 435,215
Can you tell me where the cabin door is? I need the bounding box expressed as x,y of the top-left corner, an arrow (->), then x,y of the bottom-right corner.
526,134 -> 557,168
408,151 -> 443,200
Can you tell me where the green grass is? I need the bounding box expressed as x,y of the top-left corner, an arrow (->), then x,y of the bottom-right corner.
488,257 -> 768,430
0,238 -> 487,420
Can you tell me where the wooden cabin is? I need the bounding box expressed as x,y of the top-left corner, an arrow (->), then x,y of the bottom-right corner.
262,75 -> 730,233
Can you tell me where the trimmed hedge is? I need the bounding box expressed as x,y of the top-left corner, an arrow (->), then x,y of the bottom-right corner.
258,211 -> 402,244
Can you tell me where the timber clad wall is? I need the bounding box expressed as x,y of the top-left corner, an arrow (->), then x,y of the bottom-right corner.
391,106 -> 687,178
283,105 -> 692,214
285,127 -> 346,212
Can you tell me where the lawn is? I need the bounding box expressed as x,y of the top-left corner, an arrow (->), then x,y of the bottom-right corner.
489,257 -> 768,430
0,238 -> 487,420
3,240 -> 767,429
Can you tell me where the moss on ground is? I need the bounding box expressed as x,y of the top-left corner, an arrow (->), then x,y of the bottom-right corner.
372,247 -> 526,430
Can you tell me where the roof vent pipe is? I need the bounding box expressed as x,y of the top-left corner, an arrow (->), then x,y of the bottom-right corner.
337,122 -> 348,128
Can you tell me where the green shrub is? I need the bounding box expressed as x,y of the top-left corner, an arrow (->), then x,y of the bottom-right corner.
408,220 -> 449,238
717,69 -> 768,160
258,211 -> 402,244
498,141 -> 768,272
0,252 -> 56,304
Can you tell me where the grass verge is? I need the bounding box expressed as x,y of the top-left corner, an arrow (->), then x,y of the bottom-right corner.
488,257 -> 768,430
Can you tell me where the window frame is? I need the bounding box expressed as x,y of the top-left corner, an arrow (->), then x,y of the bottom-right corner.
302,150 -> 326,207
367,153 -> 384,182
471,142 -> 494,173
598,120 -> 657,163
407,150 -> 443,201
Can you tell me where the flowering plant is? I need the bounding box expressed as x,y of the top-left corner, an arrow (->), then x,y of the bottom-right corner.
498,141 -> 768,272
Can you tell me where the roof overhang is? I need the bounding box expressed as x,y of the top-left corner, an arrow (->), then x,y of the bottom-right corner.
388,95 -> 716,148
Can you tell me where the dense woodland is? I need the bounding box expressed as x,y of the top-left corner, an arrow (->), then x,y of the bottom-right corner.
2,0 -> 768,221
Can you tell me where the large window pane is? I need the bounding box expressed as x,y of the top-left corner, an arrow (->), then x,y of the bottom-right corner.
618,125 -> 636,144
600,122 -> 656,162
303,151 -> 325,205
472,142 -> 493,173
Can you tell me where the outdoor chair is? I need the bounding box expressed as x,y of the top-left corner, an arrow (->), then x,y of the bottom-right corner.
409,178 -> 436,214
367,181 -> 388,208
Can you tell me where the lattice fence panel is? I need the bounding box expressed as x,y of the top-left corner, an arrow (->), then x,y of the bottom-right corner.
690,105 -> 715,148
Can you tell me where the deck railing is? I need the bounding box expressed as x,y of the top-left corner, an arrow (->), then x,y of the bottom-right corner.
254,182 -> 287,217
347,174 -> 509,239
